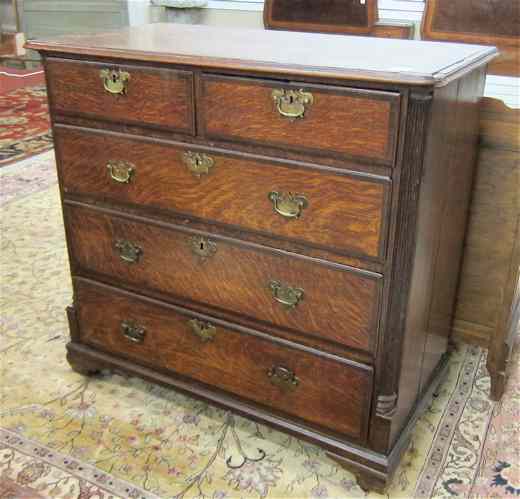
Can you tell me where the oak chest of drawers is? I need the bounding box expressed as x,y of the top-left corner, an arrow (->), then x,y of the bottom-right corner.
27,24 -> 497,492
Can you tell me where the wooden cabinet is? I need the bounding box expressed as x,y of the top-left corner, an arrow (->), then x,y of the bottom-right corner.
27,24 -> 496,493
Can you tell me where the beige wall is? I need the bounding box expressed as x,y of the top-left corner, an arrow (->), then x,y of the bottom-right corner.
168,7 -> 263,28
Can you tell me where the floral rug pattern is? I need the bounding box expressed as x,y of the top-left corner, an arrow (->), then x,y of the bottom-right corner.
0,152 -> 518,498
0,85 -> 53,166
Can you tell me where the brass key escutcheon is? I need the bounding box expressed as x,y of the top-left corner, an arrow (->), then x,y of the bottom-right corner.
190,236 -> 217,259
182,152 -> 215,177
189,319 -> 216,342
272,89 -> 314,119
268,191 -> 308,220
269,280 -> 304,309
121,320 -> 146,344
100,68 -> 130,95
267,366 -> 300,391
107,160 -> 135,184
115,240 -> 142,264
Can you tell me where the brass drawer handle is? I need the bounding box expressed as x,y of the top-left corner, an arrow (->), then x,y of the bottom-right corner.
100,68 -> 130,95
190,236 -> 217,259
269,280 -> 304,309
121,320 -> 146,344
268,191 -> 308,220
272,89 -> 314,120
268,366 -> 299,391
182,151 -> 215,177
189,318 -> 216,342
115,239 -> 142,264
107,160 -> 135,184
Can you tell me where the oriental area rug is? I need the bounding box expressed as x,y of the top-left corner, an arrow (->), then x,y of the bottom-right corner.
0,85 -> 53,166
1,151 -> 519,499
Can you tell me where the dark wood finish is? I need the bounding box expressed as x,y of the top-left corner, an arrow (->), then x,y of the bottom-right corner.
53,111 -> 393,179
369,89 -> 433,454
75,278 -> 373,440
45,57 -> 195,133
422,0 -> 520,76
421,69 -> 485,382
200,75 -> 400,166
263,1 -> 413,40
263,0 -> 378,34
453,98 -> 520,400
25,24 -> 498,87
388,69 -> 485,448
30,24 -> 492,493
65,203 -> 382,354
371,22 -> 414,40
55,125 -> 390,260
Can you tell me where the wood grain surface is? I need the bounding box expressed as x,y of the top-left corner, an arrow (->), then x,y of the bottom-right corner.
200,75 -> 400,165
45,58 -> 195,133
370,23 -> 414,40
453,98 -> 520,400
29,22 -> 494,490
26,24 -> 497,87
454,99 -> 519,340
55,125 -> 389,260
65,203 -> 382,354
264,0 -> 378,34
75,279 -> 373,440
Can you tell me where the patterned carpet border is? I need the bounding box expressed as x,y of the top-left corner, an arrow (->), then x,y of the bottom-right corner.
0,428 -> 160,499
0,85 -> 53,166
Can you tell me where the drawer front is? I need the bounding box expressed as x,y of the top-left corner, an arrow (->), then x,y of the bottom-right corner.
200,75 -> 400,165
66,204 -> 382,353
56,127 -> 389,260
75,279 -> 373,440
45,58 -> 194,134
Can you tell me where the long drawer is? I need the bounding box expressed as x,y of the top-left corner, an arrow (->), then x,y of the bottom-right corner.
45,58 -> 195,134
74,278 -> 374,441
56,126 -> 389,260
65,203 -> 382,354
199,74 -> 401,165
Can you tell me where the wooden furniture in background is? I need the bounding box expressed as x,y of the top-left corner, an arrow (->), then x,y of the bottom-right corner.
27,24 -> 496,492
264,0 -> 414,39
264,0 -> 378,35
453,98 -> 520,400
419,0 -> 519,401
422,0 -> 520,76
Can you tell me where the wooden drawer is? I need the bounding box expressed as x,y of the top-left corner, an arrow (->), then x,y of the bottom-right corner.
56,126 -> 389,260
199,74 -> 401,165
66,204 -> 382,354
45,58 -> 194,134
74,279 -> 374,441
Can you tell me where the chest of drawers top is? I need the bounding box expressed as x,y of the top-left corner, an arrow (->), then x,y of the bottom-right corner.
28,24 -> 495,493
29,23 -> 495,86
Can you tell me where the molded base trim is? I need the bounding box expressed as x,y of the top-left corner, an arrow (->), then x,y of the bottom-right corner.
65,339 -> 450,493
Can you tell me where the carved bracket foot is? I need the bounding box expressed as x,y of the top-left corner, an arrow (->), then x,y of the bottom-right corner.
489,370 -> 506,401
66,346 -> 104,377
326,452 -> 390,494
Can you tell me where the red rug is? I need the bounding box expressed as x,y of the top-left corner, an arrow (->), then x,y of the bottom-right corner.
0,66 -> 45,93
0,85 -> 53,166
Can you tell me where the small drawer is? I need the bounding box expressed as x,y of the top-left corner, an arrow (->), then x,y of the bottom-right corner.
56,126 -> 390,260
75,279 -> 374,441
199,74 -> 401,165
66,204 -> 382,354
45,58 -> 194,134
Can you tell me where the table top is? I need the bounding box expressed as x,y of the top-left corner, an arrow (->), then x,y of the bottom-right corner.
26,23 -> 498,86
